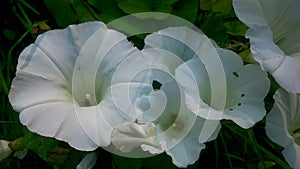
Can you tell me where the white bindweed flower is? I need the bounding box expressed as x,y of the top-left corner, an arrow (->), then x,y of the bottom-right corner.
8,21 -> 147,151
145,26 -> 270,129
233,0 -> 300,93
266,88 -> 300,169
110,29 -> 221,167
0,140 -> 12,161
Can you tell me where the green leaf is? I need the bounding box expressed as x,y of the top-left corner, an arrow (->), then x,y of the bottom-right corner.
2,28 -> 17,40
43,0 -> 77,27
60,150 -> 87,169
87,0 -> 125,23
112,155 -> 142,169
199,0 -> 212,10
258,161 -> 276,169
142,153 -> 177,169
116,0 -> 153,13
172,0 -> 198,23
44,146 -> 70,165
212,0 -> 232,14
223,20 -> 248,36
22,132 -> 58,158
200,13 -> 230,46
116,0 -> 179,20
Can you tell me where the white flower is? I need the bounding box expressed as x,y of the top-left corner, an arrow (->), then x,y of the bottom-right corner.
8,21 -> 145,151
266,88 -> 300,169
233,0 -> 300,93
0,140 -> 12,161
146,26 -> 270,129
110,29 -> 221,167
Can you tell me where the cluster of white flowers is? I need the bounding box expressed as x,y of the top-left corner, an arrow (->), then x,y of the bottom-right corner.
8,0 -> 299,167
233,0 -> 300,168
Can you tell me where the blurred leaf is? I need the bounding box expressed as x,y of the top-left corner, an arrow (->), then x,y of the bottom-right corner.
23,132 -> 58,158
87,0 -> 124,23
200,13 -> 230,46
2,29 -> 17,40
212,0 -> 232,14
116,0 -> 153,13
43,0 -> 77,27
116,0 -> 179,19
223,20 -> 248,36
172,0 -> 198,23
61,150 -> 86,169
143,153 -> 177,169
239,49 -> 254,63
112,155 -> 142,169
44,146 -> 70,165
18,0 -> 40,15
0,68 -> 8,95
199,0 -> 212,10
258,161 -> 276,169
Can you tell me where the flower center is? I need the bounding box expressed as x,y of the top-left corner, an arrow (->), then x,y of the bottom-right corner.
171,119 -> 184,132
84,93 -> 92,107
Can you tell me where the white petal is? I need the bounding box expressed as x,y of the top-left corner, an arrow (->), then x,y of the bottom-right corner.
75,103 -> 117,147
233,0 -> 300,93
282,142 -> 300,169
266,107 -> 293,147
266,88 -> 300,168
144,27 -> 206,61
166,117 -> 220,168
9,72 -> 72,112
71,25 -> 137,105
76,152 -> 97,169
166,130 -> 205,168
216,48 -> 243,82
16,21 -> 104,84
111,122 -> 162,154
272,56 -> 300,93
200,120 -> 221,143
135,90 -> 167,123
266,88 -> 299,146
19,102 -> 98,151
224,64 -> 269,128
106,82 -> 153,121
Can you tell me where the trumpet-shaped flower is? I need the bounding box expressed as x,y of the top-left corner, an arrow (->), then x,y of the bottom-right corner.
266,88 -> 300,168
8,21 -> 149,151
145,27 -> 270,129
110,28 -> 221,167
233,0 -> 300,93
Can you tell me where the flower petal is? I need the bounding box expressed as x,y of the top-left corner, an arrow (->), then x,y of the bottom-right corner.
282,142 -> 300,169
19,102 -> 98,151
266,88 -> 300,168
266,88 -> 298,146
111,122 -> 162,154
224,64 -> 269,128
233,0 -> 300,93
9,72 -> 72,112
166,126 -> 206,168
71,25 -> 137,105
272,56 -> 300,94
16,21 -> 104,85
